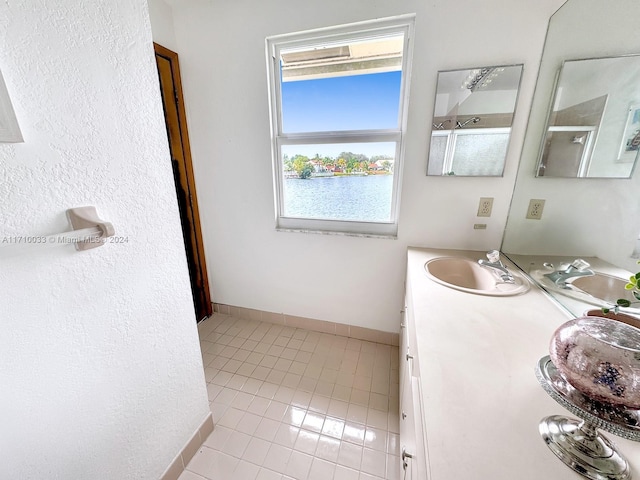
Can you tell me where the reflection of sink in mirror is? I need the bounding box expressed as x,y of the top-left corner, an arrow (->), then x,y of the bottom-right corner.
570,273 -> 635,304
424,257 -> 530,296
531,269 -> 637,310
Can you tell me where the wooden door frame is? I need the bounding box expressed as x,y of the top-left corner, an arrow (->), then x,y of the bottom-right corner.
154,42 -> 212,321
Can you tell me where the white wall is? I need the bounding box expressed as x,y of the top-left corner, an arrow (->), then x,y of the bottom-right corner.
169,0 -> 564,332
503,0 -> 640,273
148,0 -> 179,51
0,1 -> 209,478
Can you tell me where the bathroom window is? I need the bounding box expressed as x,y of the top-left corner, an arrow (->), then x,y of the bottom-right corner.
265,15 -> 415,236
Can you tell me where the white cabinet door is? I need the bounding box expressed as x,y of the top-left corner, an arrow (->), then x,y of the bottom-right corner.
400,277 -> 429,479
400,361 -> 416,480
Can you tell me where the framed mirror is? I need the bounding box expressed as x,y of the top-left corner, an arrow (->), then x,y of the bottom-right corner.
427,64 -> 523,176
537,55 -> 640,178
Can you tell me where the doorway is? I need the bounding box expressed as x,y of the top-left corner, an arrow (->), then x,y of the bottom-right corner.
154,43 -> 212,322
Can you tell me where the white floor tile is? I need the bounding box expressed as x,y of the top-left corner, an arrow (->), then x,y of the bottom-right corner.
236,411 -> 262,436
247,396 -> 271,416
187,314 -> 400,480
256,467 -> 281,480
293,429 -> 319,455
233,459 -> 260,480
285,450 -> 313,479
301,411 -> 325,433
203,426 -> 232,450
282,405 -> 306,427
346,403 -> 368,425
264,399 -> 288,421
359,472 -> 384,480
262,444 -> 292,472
273,423 -> 300,449
233,391 -> 256,410
363,427 -> 387,452
360,447 -> 386,476
254,417 -> 280,442
337,442 -> 362,470
177,470 -> 206,480
314,435 -> 341,463
321,416 -> 345,439
222,430 -> 251,458
185,448 -> 217,478
242,436 -> 271,465
217,407 -> 245,430
308,457 -> 336,480
334,464 -> 360,480
257,381 -> 279,399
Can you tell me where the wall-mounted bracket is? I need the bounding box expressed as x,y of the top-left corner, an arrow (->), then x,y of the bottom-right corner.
66,206 -> 115,251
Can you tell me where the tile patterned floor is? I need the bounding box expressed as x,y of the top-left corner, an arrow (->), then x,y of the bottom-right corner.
181,313 -> 400,480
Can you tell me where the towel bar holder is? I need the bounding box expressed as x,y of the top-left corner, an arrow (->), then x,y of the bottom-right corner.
66,206 -> 115,251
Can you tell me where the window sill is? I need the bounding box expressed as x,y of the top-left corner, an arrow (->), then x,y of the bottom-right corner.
275,227 -> 397,240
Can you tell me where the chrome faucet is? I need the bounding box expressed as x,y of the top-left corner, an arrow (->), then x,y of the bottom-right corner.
478,250 -> 515,283
543,258 -> 595,288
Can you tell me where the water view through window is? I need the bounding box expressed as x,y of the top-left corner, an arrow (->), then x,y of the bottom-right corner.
281,142 -> 396,222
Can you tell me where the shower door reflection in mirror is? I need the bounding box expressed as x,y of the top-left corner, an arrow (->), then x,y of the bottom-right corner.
537,55 -> 640,178
427,64 -> 523,176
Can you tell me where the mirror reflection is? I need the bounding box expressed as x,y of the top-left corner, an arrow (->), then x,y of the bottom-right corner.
537,55 -> 640,178
502,0 -> 640,317
427,64 -> 523,176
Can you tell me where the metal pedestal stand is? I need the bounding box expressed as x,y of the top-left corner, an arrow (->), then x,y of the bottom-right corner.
536,356 -> 640,480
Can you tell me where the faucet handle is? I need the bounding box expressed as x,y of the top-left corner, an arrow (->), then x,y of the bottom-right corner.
486,250 -> 501,263
570,258 -> 591,271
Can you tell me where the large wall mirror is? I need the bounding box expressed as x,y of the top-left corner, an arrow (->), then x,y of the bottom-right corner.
537,55 -> 640,178
427,64 -> 523,176
502,0 -> 640,314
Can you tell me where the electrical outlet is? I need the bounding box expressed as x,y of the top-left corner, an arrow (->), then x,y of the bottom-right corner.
527,199 -> 545,220
474,224 -> 487,230
477,197 -> 493,217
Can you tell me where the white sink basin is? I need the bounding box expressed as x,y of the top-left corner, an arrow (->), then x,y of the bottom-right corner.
424,257 -> 530,296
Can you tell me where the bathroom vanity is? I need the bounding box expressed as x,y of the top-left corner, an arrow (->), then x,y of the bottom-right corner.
400,247 -> 640,479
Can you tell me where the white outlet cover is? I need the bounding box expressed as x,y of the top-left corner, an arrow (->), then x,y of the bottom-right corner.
526,199 -> 545,219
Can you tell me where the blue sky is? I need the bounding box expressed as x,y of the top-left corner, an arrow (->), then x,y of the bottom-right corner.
281,71 -> 401,158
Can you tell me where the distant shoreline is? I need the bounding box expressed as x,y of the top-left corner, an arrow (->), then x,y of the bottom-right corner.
284,172 -> 392,179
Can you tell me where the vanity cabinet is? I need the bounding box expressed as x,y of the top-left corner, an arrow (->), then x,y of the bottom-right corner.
400,247 -> 640,480
399,276 -> 429,480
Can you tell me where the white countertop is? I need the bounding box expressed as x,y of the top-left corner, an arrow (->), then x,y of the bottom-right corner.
406,247 -> 640,480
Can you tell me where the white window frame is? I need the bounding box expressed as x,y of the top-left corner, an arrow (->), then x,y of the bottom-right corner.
265,15 -> 415,237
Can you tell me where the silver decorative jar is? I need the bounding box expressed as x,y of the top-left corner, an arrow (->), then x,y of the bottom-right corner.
549,316 -> 640,409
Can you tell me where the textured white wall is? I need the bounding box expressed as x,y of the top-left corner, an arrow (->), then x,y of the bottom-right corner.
0,1 -> 209,478
503,0 -> 640,273
166,0 -> 564,333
